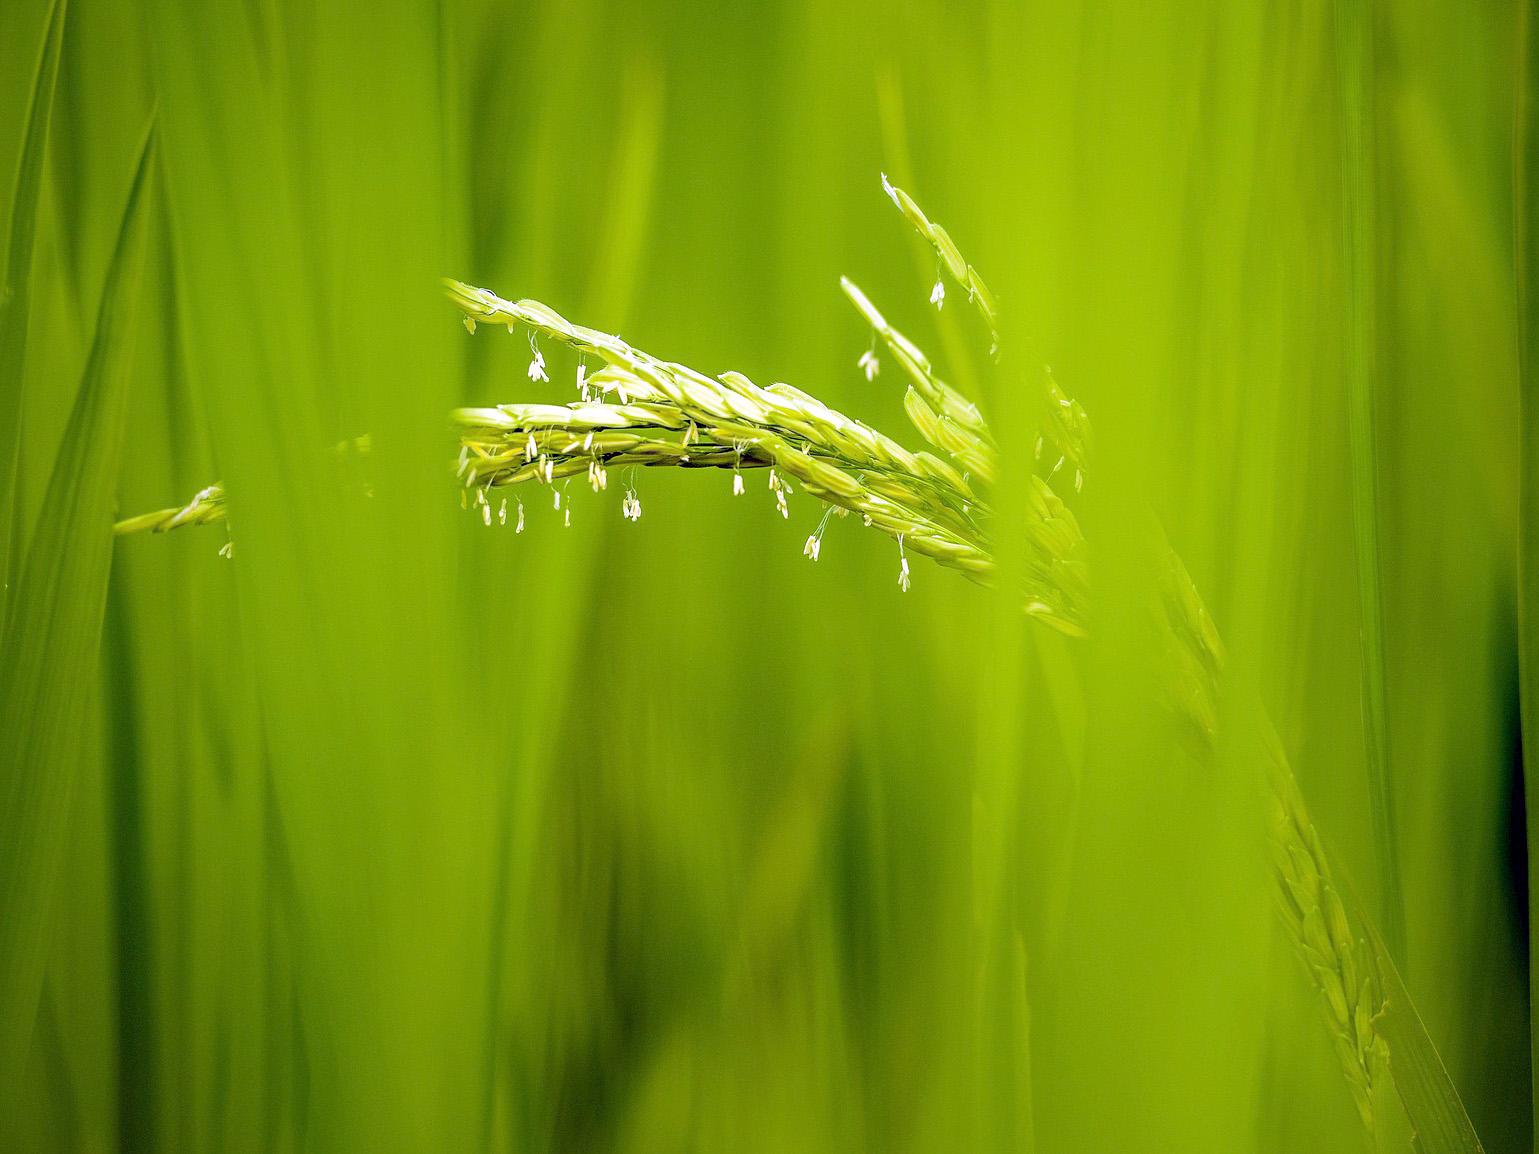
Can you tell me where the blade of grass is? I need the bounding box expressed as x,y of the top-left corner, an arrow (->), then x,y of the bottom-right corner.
1361,912 -> 1487,1153
1513,0 -> 1539,1144
0,118 -> 154,1117
0,0 -> 67,631
1335,0 -> 1405,962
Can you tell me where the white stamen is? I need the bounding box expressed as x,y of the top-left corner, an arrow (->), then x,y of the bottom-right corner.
929,279 -> 945,309
516,502 -> 525,533
527,338 -> 548,382
498,497 -> 508,525
732,472 -> 744,496
858,349 -> 880,381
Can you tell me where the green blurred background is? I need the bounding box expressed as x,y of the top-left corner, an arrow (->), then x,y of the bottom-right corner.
0,1 -> 1531,1151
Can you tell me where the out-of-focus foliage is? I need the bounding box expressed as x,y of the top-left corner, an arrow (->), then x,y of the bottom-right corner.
0,2 -> 1528,1152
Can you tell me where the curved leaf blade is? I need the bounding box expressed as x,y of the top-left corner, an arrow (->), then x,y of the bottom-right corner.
0,119 -> 155,1102
0,0 -> 67,630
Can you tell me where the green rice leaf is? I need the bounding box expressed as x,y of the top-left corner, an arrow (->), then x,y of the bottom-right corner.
1364,916 -> 1486,1153
1514,1 -> 1539,1142
0,117 -> 154,1100
0,0 -> 67,630
1335,0 -> 1404,962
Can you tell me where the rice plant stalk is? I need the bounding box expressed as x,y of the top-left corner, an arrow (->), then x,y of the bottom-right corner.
0,119 -> 154,1118
1512,0 -> 1539,1136
1335,0 -> 1406,964
0,0 -> 68,631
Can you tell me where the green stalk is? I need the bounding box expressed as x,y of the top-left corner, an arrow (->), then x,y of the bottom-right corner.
1334,0 -> 1405,963
0,0 -> 67,632
0,119 -> 154,1120
1512,1 -> 1539,1147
